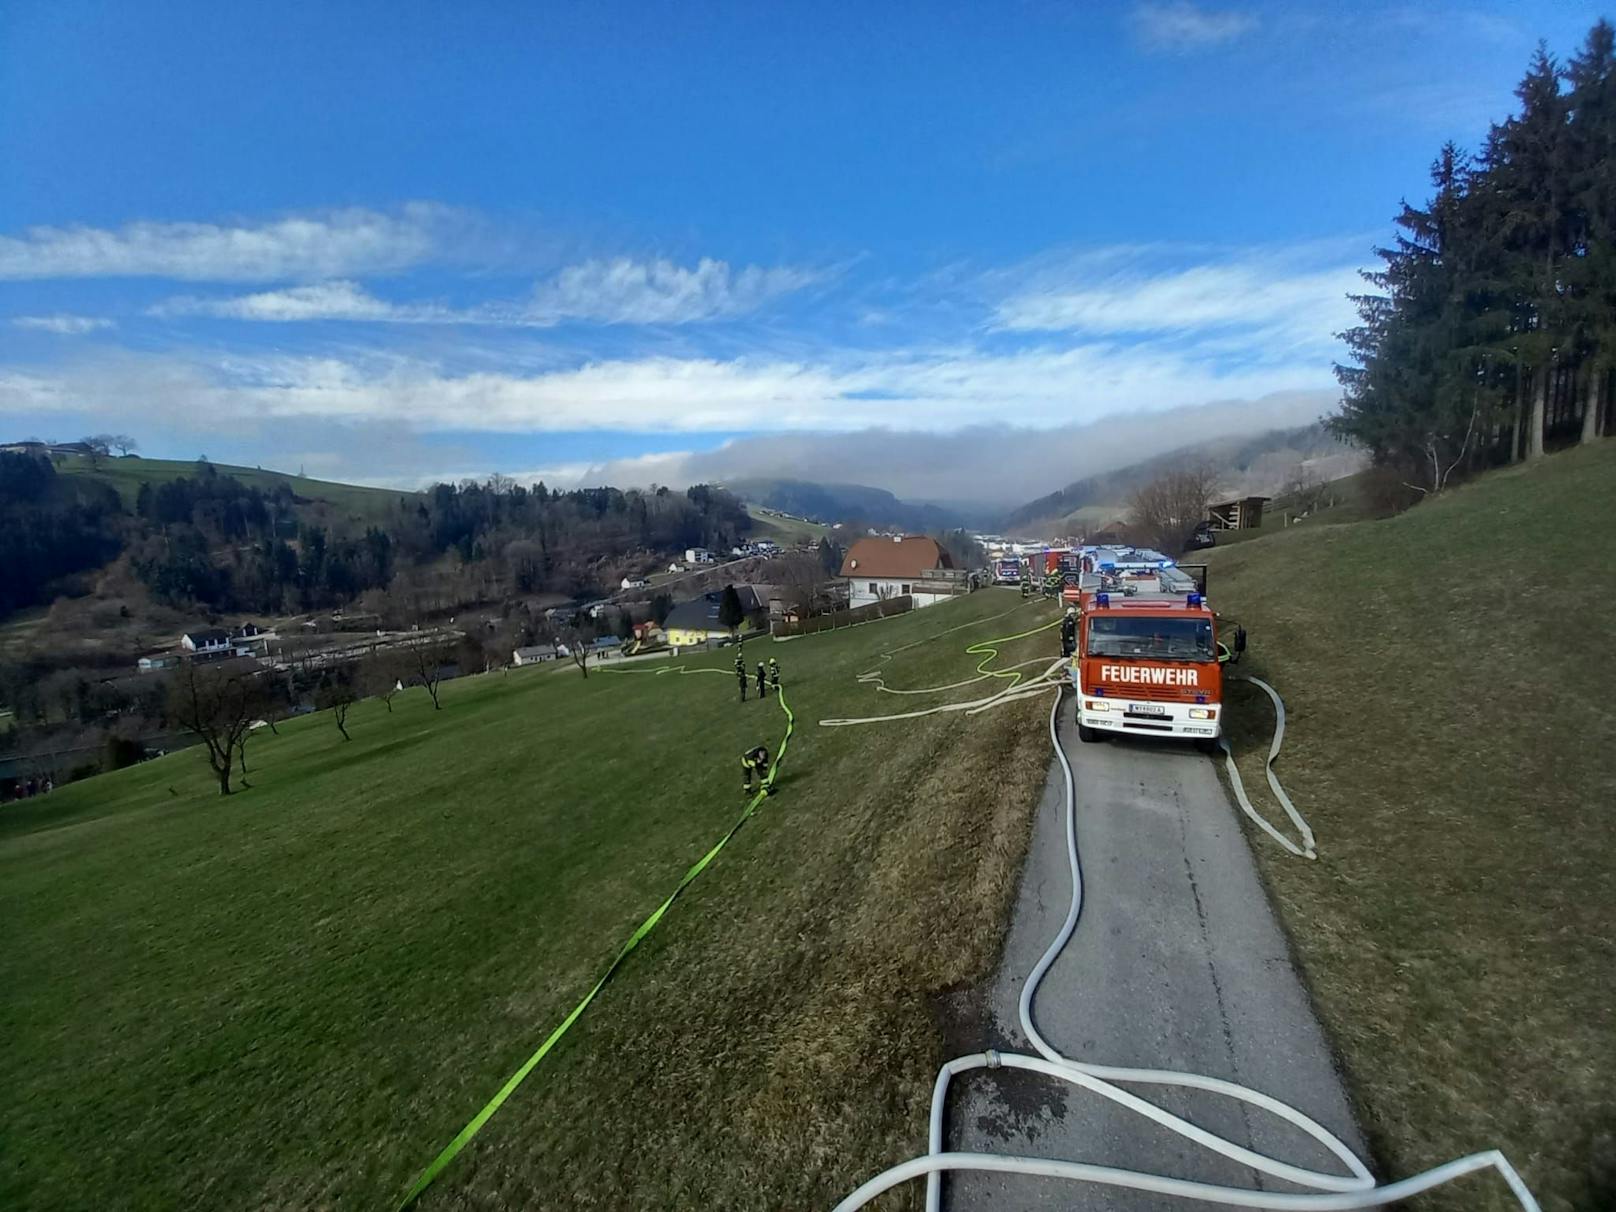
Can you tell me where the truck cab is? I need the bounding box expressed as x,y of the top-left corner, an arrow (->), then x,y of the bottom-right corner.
1069,567 -> 1230,746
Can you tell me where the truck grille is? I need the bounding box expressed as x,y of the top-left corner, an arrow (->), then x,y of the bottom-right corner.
1099,683 -> 1194,703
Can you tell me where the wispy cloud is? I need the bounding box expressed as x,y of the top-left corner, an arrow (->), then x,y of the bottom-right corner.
991,249 -> 1361,355
152,281 -> 454,323
3,331 -> 1334,440
0,204 -> 456,282
1130,2 -> 1256,53
153,257 -> 822,327
11,313 -> 116,334
526,258 -> 822,325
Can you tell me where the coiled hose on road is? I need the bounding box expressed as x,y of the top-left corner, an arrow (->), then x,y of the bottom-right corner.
823,611 -> 1539,1212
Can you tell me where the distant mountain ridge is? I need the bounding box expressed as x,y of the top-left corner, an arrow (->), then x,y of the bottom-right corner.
721,477 -> 966,532
1000,423 -> 1362,534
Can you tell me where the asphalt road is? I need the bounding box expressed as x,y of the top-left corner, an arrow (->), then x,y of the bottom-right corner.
944,700 -> 1364,1211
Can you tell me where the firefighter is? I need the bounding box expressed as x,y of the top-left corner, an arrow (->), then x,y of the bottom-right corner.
1043,571 -> 1060,599
755,661 -> 767,698
736,662 -> 748,702
1060,607 -> 1077,658
1020,576 -> 1031,599
768,657 -> 781,691
741,745 -> 771,795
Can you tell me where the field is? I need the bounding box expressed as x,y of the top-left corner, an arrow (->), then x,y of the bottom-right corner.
1209,443 -> 1616,1211
0,590 -> 1058,1210
745,504 -> 833,545
57,453 -> 409,522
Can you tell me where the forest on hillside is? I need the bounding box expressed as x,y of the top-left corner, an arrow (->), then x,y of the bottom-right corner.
1333,20 -> 1616,491
0,453 -> 753,623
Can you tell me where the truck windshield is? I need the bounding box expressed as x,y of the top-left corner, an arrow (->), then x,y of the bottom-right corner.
1087,616 -> 1214,661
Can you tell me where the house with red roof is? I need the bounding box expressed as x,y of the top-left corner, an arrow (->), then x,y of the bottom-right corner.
838,535 -> 960,609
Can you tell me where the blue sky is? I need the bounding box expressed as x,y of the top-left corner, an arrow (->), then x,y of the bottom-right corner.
0,0 -> 1605,502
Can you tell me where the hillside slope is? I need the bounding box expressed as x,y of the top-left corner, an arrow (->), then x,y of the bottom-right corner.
1003,421 -> 1356,533
1208,443 -> 1615,1211
0,591 -> 1057,1210
724,476 -> 965,531
58,454 -> 409,523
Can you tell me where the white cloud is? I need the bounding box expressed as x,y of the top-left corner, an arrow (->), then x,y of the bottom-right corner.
526,257 -> 820,325
992,255 -> 1361,354
0,204 -> 454,281
153,281 -> 453,323
1130,2 -> 1256,52
11,313 -> 115,334
1,333 -> 1334,440
150,257 -> 819,327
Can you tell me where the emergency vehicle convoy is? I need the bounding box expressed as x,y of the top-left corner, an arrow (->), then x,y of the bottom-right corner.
1064,546 -> 1244,748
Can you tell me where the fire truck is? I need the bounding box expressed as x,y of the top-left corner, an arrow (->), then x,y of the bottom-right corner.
993,556 -> 1024,585
1068,561 -> 1244,748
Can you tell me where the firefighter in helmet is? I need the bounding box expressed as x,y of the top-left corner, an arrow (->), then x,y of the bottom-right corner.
1060,607 -> 1077,658
741,745 -> 771,795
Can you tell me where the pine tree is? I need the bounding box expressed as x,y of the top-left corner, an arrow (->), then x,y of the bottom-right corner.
1567,20 -> 1616,441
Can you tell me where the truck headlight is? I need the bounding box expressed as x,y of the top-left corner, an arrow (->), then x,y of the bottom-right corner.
1085,700 -> 1109,712
1188,708 -> 1214,720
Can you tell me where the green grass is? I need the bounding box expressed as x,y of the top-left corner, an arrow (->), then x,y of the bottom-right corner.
1208,443 -> 1616,1211
58,454 -> 410,522
745,504 -> 832,545
0,590 -> 1058,1211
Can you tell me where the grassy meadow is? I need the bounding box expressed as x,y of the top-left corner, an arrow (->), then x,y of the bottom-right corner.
1,590 -> 1058,1211
1209,443 -> 1616,1212
57,453 -> 410,522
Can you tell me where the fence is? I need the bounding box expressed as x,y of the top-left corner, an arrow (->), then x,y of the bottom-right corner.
771,595 -> 914,637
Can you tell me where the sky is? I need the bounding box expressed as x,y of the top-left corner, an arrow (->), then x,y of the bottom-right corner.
0,0 -> 1606,506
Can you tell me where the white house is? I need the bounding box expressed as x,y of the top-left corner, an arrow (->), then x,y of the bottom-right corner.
839,536 -> 959,609
684,547 -> 712,564
179,628 -> 232,656
620,576 -> 649,590
512,646 -> 557,666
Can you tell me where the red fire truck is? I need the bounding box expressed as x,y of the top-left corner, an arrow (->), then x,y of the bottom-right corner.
1069,565 -> 1244,748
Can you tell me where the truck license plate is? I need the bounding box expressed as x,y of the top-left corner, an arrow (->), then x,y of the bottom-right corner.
1131,703 -> 1166,715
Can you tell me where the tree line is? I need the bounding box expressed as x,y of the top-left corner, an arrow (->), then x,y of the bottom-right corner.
1333,20 -> 1616,490
0,449 -> 755,622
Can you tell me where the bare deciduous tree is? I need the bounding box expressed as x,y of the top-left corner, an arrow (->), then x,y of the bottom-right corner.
360,648 -> 405,712
1128,460 -> 1222,555
558,620 -> 595,679
166,660 -> 261,795
315,673 -> 357,741
405,638 -> 449,709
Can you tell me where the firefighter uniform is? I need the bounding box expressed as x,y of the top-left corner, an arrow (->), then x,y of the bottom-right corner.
741,745 -> 770,794
1060,609 -> 1077,658
737,666 -> 747,701
768,658 -> 781,690
755,662 -> 767,697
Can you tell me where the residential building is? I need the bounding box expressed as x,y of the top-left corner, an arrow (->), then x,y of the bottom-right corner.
839,536 -> 959,609
512,646 -> 557,666
663,585 -> 769,648
179,628 -> 232,656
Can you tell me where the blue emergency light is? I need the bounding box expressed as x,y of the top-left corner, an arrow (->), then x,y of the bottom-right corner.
1096,593 -> 1109,606
1100,561 -> 1116,570
1187,593 -> 1202,606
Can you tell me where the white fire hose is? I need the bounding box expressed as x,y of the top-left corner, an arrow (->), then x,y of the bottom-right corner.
822,619 -> 1540,1212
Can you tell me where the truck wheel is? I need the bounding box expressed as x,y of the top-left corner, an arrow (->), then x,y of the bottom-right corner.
1077,722 -> 1100,743
1195,736 -> 1219,755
